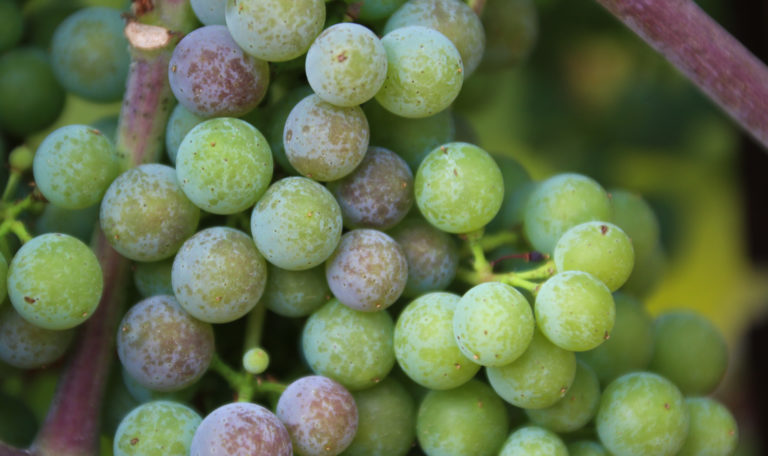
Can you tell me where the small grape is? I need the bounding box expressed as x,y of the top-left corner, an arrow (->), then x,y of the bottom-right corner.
242,347 -> 269,374
191,0 -> 226,25
165,104 -> 205,165
677,397 -> 738,456
0,305 -> 74,369
567,441 -> 610,456
114,401 -> 202,456
525,361 -> 601,432
498,426 -> 568,456
133,259 -> 174,298
263,264 -> 330,318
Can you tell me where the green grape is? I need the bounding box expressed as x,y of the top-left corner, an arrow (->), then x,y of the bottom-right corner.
191,0 -> 226,25
225,0 -> 325,62
0,254 -> 6,302
523,173 -> 612,254
172,227 -> 267,324
0,0 -> 23,53
34,203 -> 99,243
649,310 -> 728,395
165,104 -> 205,165
0,48 -> 66,137
50,7 -> 130,102
91,115 -> 119,142
499,426 -> 568,456
609,188 -> 660,263
621,243 -> 666,298
100,164 -> 201,262
264,85 -> 313,175
302,299 -> 395,391
8,233 -> 103,330
596,372 -> 689,456
394,292 -> 480,390
415,142 -> 504,233
176,117 -> 273,214
677,397 -> 738,456
191,402 -> 292,455
114,401 -> 202,456
283,94 -> 369,181
577,293 -> 654,385
417,380 -> 509,456
567,441 -> 610,456
33,125 -> 120,210
384,0 -> 485,76
376,26 -> 463,118
121,368 -> 196,404
133,258 -> 174,298
525,361 -> 601,432
453,282 -> 534,367
242,347 -> 269,374
306,23 -> 388,107
0,305 -> 74,369
341,377 -> 416,456
250,177 -> 343,271
325,229 -> 408,312
486,155 -> 532,231
535,271 -> 615,352
486,330 -> 576,409
359,0 -> 407,21
479,0 -> 538,71
263,264 -> 330,318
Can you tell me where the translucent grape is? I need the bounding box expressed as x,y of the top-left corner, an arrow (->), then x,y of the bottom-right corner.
480,0 -> 538,71
283,94 -> 369,181
394,292 -> 480,389
34,203 -> 99,244
306,23 -> 387,107
486,155 -> 533,231
33,125 -> 120,210
172,227 -> 267,323
376,26 -> 463,118
191,0 -> 226,25
190,402 -> 292,456
133,259 -> 174,298
596,372 -> 689,456
117,295 -> 214,392
416,380 -> 509,456
176,117 -> 273,214
535,271 -> 615,352
50,7 -> 129,101
486,330 -> 576,409
325,229 -> 408,312
678,397 -> 738,456
525,361 -> 601,432
242,347 -> 269,374
415,142 -> 504,233
114,401 -> 202,456
302,299 -> 395,390
8,233 -> 103,330
224,0 -> 325,62
609,188 -> 661,263
0,305 -> 74,369
523,173 -> 612,253
263,264 -> 330,318
498,426 -> 568,456
0,0 -> 23,53
165,104 -> 205,165
250,177 -> 342,270
276,376 -> 358,456
169,25 -> 269,117
328,147 -> 413,230
100,164 -> 201,262
567,441 -> 610,456
453,282 -> 534,366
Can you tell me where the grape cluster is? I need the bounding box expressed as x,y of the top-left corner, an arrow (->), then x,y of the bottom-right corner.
0,0 -> 741,455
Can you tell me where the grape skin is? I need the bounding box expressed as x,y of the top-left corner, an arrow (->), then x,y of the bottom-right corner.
165,104 -> 205,165
191,0 -> 226,25
263,264 -> 330,318
567,441 -> 610,456
498,426 -> 568,456
609,188 -> 661,263
133,258 -> 174,298
525,361 -> 601,432
114,401 -> 202,456
263,85 -> 313,175
677,397 -> 738,456
0,305 -> 74,369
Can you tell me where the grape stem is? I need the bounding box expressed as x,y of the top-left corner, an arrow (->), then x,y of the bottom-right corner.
209,353 -> 286,403
0,172 -> 21,203
0,193 -> 42,244
594,0 -> 768,150
243,302 -> 267,353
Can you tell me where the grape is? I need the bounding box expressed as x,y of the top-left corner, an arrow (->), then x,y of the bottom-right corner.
384,0 -> 485,76
34,203 -> 99,244
415,142 -> 504,233
325,229 -> 408,312
191,0 -> 226,25
50,7 -> 130,102
224,0 -> 325,62
554,221 -> 634,291
283,94 -> 369,181
416,379 -> 509,456
7,233 -> 103,330
176,117 -> 273,214
306,23 -> 387,107
596,372 -> 689,456
117,295 -> 214,392
486,155 -> 533,231
302,299 -> 395,390
251,177 -> 343,271
677,397 -> 738,456
263,85 -> 313,175
0,254 -> 6,302
498,426 -> 568,456
358,0 -> 407,21
100,164 -> 201,262
121,368 -> 196,404
388,217 -> 458,297
169,25 -> 270,117
394,292 -> 480,390
114,400 -> 202,456
479,0 -> 538,71
535,271 -> 615,352
0,305 -> 74,369
341,377 -> 416,456
33,125 -> 120,210
525,361 -> 600,432
0,0 -> 23,53
165,104 -> 205,165
577,293 -> 654,385
621,243 -> 666,298
242,347 -> 269,374
190,402 -> 292,456
376,26 -> 463,118
263,264 -> 330,318
453,282 -> 534,366
649,310 -> 728,395
567,441 -> 610,456
523,173 -> 612,254
133,259 -> 174,298
0,48 -> 65,137
486,330 -> 576,409
91,115 -> 119,142
609,188 -> 661,263
172,227 -> 267,323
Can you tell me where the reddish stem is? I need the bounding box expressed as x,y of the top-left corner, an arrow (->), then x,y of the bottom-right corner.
594,0 -> 768,149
